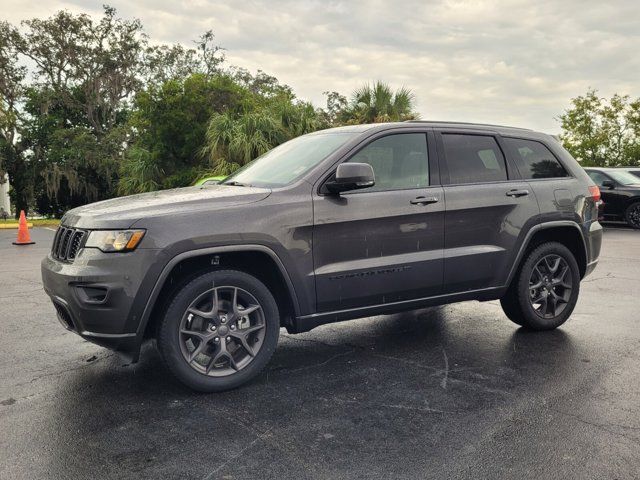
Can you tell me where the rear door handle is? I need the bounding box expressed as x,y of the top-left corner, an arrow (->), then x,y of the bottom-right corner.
506,189 -> 529,198
410,196 -> 439,205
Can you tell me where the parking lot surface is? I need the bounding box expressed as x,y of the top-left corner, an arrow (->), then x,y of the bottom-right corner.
1,226 -> 639,479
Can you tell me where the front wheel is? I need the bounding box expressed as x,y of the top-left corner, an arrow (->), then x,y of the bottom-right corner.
500,242 -> 580,330
625,202 -> 640,229
157,270 -> 280,392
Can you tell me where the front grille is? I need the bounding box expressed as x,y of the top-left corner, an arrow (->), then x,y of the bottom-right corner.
51,226 -> 86,262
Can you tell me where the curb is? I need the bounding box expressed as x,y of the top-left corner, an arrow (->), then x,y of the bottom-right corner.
0,223 -> 34,229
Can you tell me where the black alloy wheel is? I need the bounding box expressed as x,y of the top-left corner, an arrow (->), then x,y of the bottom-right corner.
157,270 -> 280,392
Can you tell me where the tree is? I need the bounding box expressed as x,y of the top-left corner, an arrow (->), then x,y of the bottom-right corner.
202,91 -> 328,175
559,89 -> 640,167
119,73 -> 249,194
320,91 -> 348,127
3,6 -> 230,210
0,20 -> 30,216
340,81 -> 419,124
143,30 -> 225,86
1,6 -> 147,213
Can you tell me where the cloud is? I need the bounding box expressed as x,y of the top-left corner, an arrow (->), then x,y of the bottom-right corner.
4,0 -> 639,132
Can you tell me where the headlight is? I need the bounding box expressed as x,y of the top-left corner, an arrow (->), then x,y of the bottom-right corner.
85,229 -> 146,252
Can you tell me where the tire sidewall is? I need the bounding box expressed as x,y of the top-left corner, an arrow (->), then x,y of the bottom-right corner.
516,242 -> 580,330
625,202 -> 640,229
158,270 -> 280,392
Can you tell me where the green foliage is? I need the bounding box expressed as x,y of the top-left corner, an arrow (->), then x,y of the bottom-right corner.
117,147 -> 162,195
118,73 -> 252,194
339,81 -> 419,124
1,5 -> 423,212
202,98 -> 330,175
559,89 -> 640,167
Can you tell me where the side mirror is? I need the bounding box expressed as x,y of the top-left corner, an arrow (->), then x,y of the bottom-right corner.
602,180 -> 615,189
325,163 -> 375,194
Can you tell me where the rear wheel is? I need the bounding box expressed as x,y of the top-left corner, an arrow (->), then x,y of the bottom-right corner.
500,242 -> 580,330
157,270 -> 280,392
624,202 -> 640,229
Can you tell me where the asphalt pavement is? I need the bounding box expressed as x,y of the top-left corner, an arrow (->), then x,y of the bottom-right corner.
0,226 -> 639,479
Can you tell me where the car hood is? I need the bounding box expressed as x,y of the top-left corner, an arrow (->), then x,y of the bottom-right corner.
61,185 -> 272,229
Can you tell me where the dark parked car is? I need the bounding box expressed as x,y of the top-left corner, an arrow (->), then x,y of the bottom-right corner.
584,167 -> 640,229
42,122 -> 602,391
622,167 -> 640,179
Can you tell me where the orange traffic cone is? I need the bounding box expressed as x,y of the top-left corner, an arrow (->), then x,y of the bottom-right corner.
12,210 -> 35,245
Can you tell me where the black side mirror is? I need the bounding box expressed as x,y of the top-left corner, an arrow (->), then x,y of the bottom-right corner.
602,180 -> 615,189
325,163 -> 375,194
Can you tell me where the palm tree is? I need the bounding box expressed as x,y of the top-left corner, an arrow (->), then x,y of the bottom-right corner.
117,147 -> 163,195
202,101 -> 327,175
341,81 -> 419,124
202,110 -> 285,174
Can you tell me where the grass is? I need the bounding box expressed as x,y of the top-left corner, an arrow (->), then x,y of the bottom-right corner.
0,218 -> 60,228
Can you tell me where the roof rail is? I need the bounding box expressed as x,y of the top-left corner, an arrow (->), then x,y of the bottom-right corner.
403,120 -> 532,131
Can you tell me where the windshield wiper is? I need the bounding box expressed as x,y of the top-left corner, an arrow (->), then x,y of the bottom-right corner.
222,181 -> 251,187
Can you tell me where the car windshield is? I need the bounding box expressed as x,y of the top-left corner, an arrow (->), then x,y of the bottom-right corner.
222,132 -> 356,188
608,170 -> 640,185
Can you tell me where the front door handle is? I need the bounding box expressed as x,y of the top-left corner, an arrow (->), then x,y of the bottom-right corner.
506,189 -> 529,198
410,196 -> 439,205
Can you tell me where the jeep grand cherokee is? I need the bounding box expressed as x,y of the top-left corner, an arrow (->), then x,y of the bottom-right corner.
42,122 -> 603,391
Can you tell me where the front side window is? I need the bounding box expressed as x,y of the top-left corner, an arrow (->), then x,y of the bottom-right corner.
346,133 -> 429,192
442,134 -> 507,184
504,138 -> 568,179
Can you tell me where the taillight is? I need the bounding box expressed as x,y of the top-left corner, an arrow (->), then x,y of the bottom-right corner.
588,185 -> 601,202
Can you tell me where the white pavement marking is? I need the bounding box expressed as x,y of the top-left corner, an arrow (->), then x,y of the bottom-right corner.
43,227 -> 57,232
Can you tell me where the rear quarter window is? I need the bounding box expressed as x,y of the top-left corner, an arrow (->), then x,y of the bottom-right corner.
504,138 -> 569,179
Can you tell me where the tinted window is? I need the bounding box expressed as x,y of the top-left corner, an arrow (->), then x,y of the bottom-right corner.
347,133 -> 428,192
442,134 -> 507,184
505,138 -> 568,179
586,170 -> 609,186
608,170 -> 640,185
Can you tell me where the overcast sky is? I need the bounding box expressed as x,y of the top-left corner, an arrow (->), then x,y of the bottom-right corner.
4,0 -> 639,133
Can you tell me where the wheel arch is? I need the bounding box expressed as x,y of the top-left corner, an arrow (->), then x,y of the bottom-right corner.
138,245 -> 301,343
506,221 -> 588,287
624,196 -> 640,210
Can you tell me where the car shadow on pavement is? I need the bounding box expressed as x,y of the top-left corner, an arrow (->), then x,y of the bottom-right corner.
42,306 -> 578,479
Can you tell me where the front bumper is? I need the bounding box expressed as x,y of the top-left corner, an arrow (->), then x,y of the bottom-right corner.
41,247 -> 163,356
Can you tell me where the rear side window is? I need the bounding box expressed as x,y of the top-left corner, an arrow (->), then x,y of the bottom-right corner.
504,138 -> 568,179
586,170 -> 609,186
442,134 -> 507,184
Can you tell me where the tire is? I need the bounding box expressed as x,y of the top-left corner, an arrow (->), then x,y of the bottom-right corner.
624,202 -> 640,229
157,270 -> 280,392
499,290 -> 522,326
500,242 -> 580,330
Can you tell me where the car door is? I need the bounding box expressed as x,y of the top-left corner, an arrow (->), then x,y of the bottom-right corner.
585,170 -> 624,218
312,130 -> 445,312
436,130 -> 540,293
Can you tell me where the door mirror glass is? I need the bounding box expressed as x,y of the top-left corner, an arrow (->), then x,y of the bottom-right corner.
602,180 -> 615,189
326,163 -> 375,193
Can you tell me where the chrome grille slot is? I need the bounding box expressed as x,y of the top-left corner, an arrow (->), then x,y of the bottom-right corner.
68,230 -> 85,260
51,226 -> 86,262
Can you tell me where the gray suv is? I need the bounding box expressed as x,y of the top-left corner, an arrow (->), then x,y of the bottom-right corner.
41,122 -> 603,391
